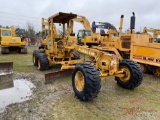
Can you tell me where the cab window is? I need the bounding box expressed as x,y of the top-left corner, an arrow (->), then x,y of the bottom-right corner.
42,30 -> 48,39
2,30 -> 11,36
84,31 -> 91,36
77,31 -> 84,38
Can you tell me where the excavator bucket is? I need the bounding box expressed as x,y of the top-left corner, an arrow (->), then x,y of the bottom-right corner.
45,69 -> 73,84
0,62 -> 14,90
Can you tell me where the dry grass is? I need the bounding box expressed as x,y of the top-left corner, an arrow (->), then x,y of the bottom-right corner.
0,46 -> 60,74
0,46 -> 160,120
48,75 -> 160,120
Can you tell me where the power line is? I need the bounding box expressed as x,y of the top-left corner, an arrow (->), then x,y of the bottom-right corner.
0,20 -> 41,28
0,11 -> 41,19
0,20 -> 24,25
0,15 -> 40,23
0,17 -> 41,25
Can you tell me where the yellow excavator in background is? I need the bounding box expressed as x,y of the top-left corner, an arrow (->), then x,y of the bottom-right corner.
143,27 -> 160,43
70,15 -> 119,46
70,15 -> 100,46
0,26 -> 27,54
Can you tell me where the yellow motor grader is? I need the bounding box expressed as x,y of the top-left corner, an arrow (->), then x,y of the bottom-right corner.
0,26 -> 27,54
33,12 -> 143,101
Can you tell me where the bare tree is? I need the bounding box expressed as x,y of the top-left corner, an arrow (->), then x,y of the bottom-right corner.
26,22 -> 36,43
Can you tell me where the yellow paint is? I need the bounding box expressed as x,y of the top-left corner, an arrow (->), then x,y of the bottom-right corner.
0,26 -> 26,47
75,71 -> 84,92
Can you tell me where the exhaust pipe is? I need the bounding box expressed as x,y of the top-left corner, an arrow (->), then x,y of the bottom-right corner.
130,12 -> 136,34
119,15 -> 124,35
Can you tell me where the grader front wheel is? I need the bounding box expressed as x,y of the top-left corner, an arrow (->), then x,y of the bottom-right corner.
115,59 -> 143,89
72,63 -> 101,101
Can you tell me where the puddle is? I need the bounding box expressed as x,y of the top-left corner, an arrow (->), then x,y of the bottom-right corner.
0,79 -> 36,113
0,72 -> 13,76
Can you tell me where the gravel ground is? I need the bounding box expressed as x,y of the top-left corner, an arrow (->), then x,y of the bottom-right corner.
0,46 -> 160,120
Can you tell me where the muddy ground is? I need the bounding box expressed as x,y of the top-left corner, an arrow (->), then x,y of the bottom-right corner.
0,46 -> 160,120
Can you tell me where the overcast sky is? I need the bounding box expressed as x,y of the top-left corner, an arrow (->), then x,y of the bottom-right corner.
0,0 -> 160,32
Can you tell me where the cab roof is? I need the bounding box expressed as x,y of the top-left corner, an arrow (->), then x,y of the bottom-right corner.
48,12 -> 77,24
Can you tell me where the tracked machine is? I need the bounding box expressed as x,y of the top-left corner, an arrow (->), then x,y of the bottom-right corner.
0,26 -> 27,54
33,12 -> 143,101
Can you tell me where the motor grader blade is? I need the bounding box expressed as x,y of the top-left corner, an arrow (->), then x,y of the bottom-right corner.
0,62 -> 13,90
45,69 -> 73,84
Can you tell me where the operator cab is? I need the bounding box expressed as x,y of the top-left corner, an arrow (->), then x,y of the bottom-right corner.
0,28 -> 12,43
77,29 -> 91,45
2,30 -> 11,36
0,28 -> 11,37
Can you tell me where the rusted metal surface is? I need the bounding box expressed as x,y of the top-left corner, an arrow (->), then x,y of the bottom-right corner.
121,41 -> 131,49
45,69 -> 73,84
121,36 -> 131,49
0,62 -> 14,90
0,61 -> 13,73
121,36 -> 131,41
49,12 -> 77,23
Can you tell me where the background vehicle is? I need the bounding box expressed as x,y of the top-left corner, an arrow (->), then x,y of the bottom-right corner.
131,27 -> 160,76
33,12 -> 143,101
0,26 -> 27,54
92,13 -> 160,76
71,15 -> 100,46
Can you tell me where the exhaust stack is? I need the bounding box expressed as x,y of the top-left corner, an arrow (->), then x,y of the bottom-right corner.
130,12 -> 136,34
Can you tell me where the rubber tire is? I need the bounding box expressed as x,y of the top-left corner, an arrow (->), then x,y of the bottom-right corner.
33,50 -> 40,66
37,52 -> 49,71
115,59 -> 143,89
72,63 -> 101,101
